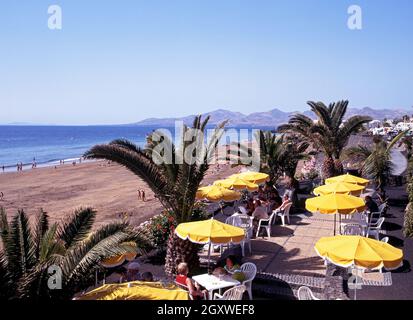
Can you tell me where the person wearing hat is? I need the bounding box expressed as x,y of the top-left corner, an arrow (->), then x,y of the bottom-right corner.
126,262 -> 142,282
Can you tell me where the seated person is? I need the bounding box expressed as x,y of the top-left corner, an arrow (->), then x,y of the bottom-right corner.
365,196 -> 379,213
175,262 -> 206,299
117,266 -> 128,283
245,198 -> 255,216
141,271 -> 154,282
224,255 -> 246,282
252,200 -> 269,221
124,262 -> 141,282
276,194 -> 292,212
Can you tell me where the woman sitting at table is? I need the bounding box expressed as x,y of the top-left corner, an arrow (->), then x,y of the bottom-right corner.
175,262 -> 206,299
224,255 -> 246,282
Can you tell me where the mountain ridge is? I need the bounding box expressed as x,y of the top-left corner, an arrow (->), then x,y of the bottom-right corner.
131,107 -> 411,128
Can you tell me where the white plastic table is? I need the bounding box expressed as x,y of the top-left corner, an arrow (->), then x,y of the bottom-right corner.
192,273 -> 240,300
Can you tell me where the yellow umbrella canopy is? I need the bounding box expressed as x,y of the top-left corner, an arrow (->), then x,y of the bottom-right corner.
196,185 -> 241,202
314,235 -> 403,270
313,182 -> 366,196
101,251 -> 137,268
230,171 -> 269,185
77,281 -> 189,300
214,177 -> 259,192
175,219 -> 245,245
305,194 -> 365,215
325,174 -> 369,186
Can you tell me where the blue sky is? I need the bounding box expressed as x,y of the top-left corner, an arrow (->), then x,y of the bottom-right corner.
0,0 -> 412,125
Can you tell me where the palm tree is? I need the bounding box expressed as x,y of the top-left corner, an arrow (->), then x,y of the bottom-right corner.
84,116 -> 227,276
278,100 -> 372,179
0,207 -> 147,300
344,131 -> 408,195
256,131 -> 310,184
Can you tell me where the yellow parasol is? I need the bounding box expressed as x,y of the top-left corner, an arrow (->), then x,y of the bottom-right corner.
175,219 -> 245,268
314,235 -> 403,299
230,171 -> 270,185
306,194 -> 365,235
314,236 -> 403,271
306,194 -> 365,215
101,251 -> 137,268
175,219 -> 245,245
313,182 -> 366,197
196,185 -> 241,202
325,174 -> 369,186
77,281 -> 189,300
214,177 -> 259,192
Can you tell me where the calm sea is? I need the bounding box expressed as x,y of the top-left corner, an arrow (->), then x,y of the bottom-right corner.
0,125 -> 266,172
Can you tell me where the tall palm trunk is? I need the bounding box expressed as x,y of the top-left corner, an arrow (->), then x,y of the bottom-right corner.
322,156 -> 336,179
165,231 -> 200,276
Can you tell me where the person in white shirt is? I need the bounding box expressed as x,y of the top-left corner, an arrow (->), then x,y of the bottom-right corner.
252,199 -> 269,221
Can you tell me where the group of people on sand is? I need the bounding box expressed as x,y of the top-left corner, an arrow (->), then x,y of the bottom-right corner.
137,189 -> 146,202
175,255 -> 244,300
16,162 -> 24,172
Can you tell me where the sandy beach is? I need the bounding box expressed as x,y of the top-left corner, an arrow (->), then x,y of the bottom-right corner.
0,160 -> 239,228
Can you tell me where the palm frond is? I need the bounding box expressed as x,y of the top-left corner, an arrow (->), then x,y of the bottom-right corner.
57,208 -> 96,249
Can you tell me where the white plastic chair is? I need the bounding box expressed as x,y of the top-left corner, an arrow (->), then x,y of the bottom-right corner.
239,206 -> 248,215
256,211 -> 277,238
366,217 -> 385,240
226,216 -> 241,226
237,214 -> 254,238
342,223 -> 363,236
213,285 -> 246,300
276,203 -> 293,226
381,236 -> 389,243
370,203 -> 388,224
297,286 -> 320,300
240,262 -> 257,300
241,230 -> 252,256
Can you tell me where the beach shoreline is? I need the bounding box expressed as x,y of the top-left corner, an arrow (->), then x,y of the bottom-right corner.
0,159 -> 240,228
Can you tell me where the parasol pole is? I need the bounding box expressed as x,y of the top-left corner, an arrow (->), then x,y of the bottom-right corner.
207,242 -> 212,271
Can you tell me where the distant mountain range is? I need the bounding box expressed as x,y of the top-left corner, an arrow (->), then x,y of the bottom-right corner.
131,107 -> 411,128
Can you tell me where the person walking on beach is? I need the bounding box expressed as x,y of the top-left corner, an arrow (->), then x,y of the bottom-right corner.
137,189 -> 141,200
2,165 -> 4,173
141,190 -> 146,202
0,192 -> 4,201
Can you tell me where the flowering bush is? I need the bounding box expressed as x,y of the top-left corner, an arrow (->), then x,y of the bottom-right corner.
148,211 -> 177,248
145,202 -> 209,249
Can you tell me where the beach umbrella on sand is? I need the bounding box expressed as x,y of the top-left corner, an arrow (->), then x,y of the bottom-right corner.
305,194 -> 366,235
325,173 -> 369,186
214,177 -> 259,192
77,281 -> 189,300
313,182 -> 366,197
230,172 -> 270,185
175,219 -> 245,269
314,235 -> 403,299
196,185 -> 241,202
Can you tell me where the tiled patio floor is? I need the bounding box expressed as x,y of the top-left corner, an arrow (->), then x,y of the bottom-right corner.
201,209 -> 338,277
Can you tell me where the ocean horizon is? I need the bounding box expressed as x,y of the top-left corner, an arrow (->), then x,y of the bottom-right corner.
0,125 -> 271,172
